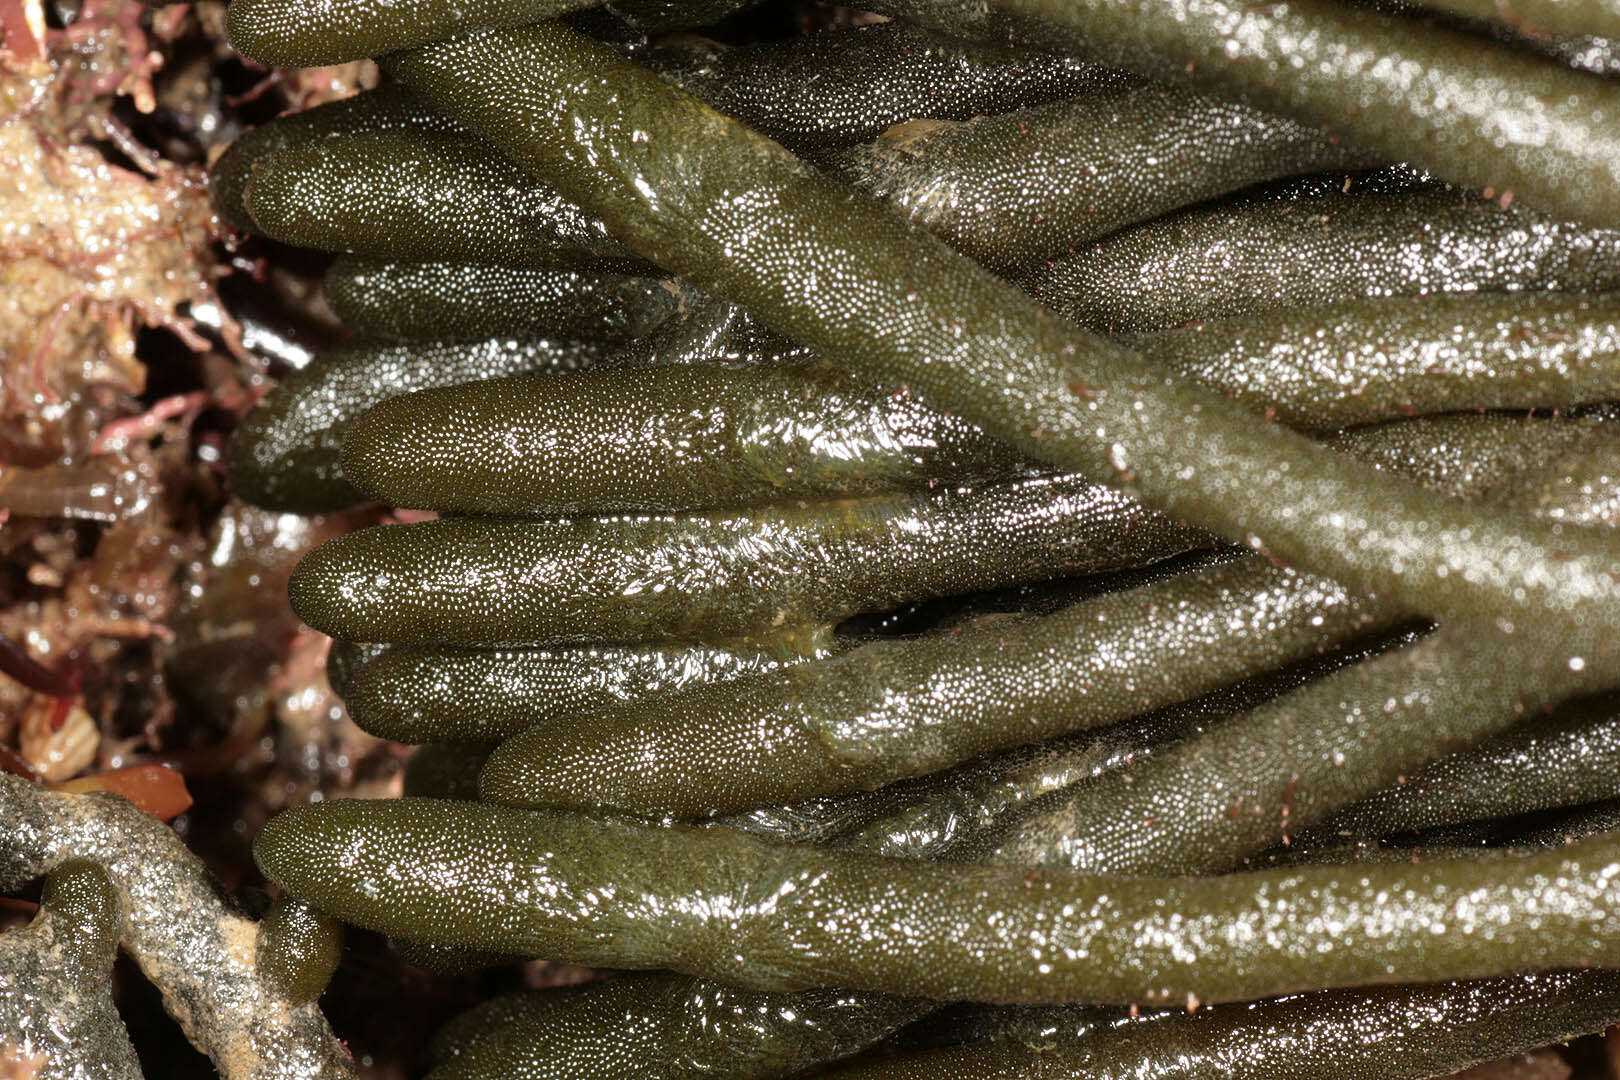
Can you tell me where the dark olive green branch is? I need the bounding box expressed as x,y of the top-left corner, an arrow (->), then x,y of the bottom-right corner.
811,971 -> 1620,1079
945,0 -> 1620,228
477,556 -> 1401,816
386,21 -> 1620,663
255,795 -> 1620,1005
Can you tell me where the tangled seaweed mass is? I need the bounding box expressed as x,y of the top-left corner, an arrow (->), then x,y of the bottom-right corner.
14,0 -> 1620,1074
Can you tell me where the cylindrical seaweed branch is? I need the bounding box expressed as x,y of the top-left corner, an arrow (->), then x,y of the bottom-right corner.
255,795 -> 1620,1005
383,22 -> 1620,664
905,0 -> 1620,229
811,971 -> 1620,1079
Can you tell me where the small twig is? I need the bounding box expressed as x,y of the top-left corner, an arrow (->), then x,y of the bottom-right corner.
90,390 -> 209,454
225,70 -> 282,107
0,634 -> 76,699
94,113 -> 166,176
77,616 -> 176,645
0,747 -> 42,784
128,296 -> 212,352
24,292 -> 84,404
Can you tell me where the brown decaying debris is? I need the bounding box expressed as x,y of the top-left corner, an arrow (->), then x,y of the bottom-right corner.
0,0 -> 405,1074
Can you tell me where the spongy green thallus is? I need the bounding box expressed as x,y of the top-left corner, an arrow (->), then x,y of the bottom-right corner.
207,1 -> 1620,1077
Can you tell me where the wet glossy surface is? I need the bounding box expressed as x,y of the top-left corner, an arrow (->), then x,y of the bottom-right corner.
651,22 -> 1123,155
479,557 -> 1397,816
0,861 -> 137,1080
256,897 -> 343,1007
412,703 -> 1202,1080
346,641 -> 791,743
819,972 -> 1620,1078
245,129 -> 637,269
255,797 -> 1620,1004
1128,292 -> 1620,429
1032,189 -> 1620,333
989,624 -> 1586,873
229,337 -> 601,513
833,82 -> 1370,270
408,662 -> 1367,1080
387,24 -> 1620,661
1375,0 -> 1620,56
1319,691 -> 1620,838
986,428 -> 1620,874
323,257 -> 676,345
424,975 -> 928,1080
973,0 -> 1620,229
210,84 -> 468,234
342,364 -> 1034,514
290,474 -> 1210,648
0,777 -> 353,1079
203,5 -> 1620,1078
228,0 -> 593,67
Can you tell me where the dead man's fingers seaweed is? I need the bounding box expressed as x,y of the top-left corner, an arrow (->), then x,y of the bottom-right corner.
1123,292 -> 1620,430
339,562 -> 1361,748
0,861 -> 139,1080
228,337 -> 601,514
244,130 -> 641,270
256,897 -> 344,1009
288,475 -> 1212,648
209,84 -> 467,232
947,0 -> 1620,228
829,82 -> 1375,270
254,796 -> 1620,1005
1312,691 -> 1620,840
322,257 -> 677,345
1410,0 -> 1620,40
425,974 -> 928,1080
340,416 -> 1611,785
477,556 -> 1402,817
985,433 -> 1620,873
647,21 -> 1126,155
811,971 -> 1620,1080
340,364 -> 1036,515
405,643 -> 1404,1080
410,706 -> 1208,1080
0,776 -> 354,1079
385,23 -> 1620,661
212,2 -> 1620,1075
988,624 -> 1602,874
331,304 -> 1620,525
226,0 -> 754,67
342,641 -> 795,744
1028,188 -> 1620,333
1326,412 -> 1619,501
